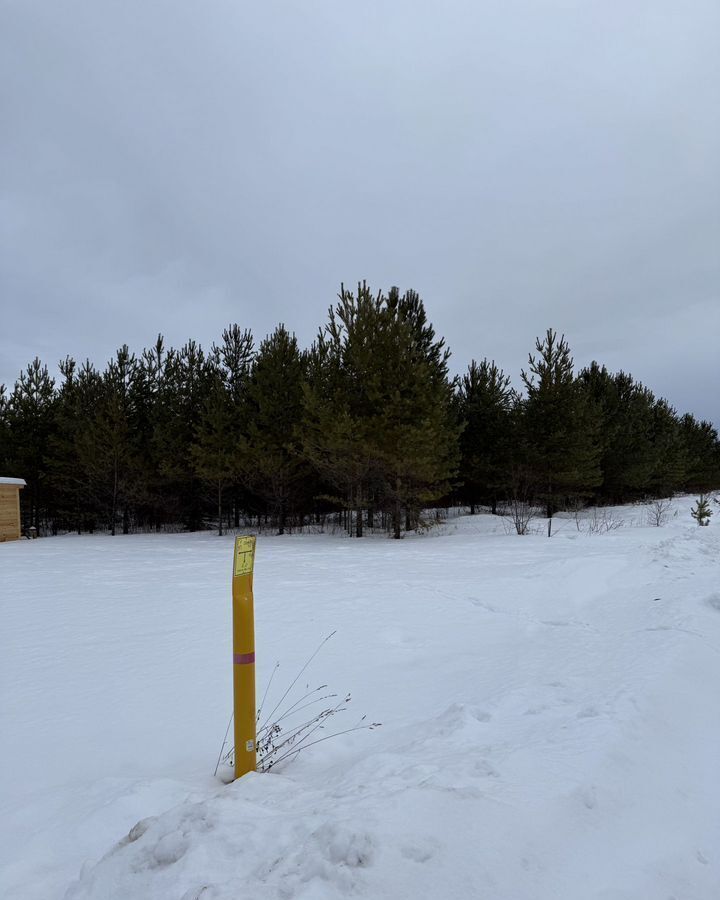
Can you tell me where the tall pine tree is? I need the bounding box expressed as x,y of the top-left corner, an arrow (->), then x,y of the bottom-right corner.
302,283 -> 460,537
6,358 -> 56,532
244,325 -> 309,534
457,359 -> 514,514
521,330 -> 601,519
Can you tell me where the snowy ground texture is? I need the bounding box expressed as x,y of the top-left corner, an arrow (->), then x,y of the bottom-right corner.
1,497 -> 719,900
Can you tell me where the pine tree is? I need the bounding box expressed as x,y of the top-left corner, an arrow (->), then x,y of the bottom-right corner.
6,358 -> 57,532
577,364 -> 657,502
690,495 -> 712,526
0,383 -> 11,474
646,399 -> 686,497
679,414 -> 720,493
153,340 -> 214,530
374,287 -> 460,537
48,358 -> 102,532
302,283 -> 460,538
133,335 -> 172,530
457,359 -> 514,514
244,325 -> 309,534
214,325 -> 254,407
521,330 -> 601,520
212,325 -> 254,528
191,375 -> 242,535
301,284 -> 386,536
75,347 -> 142,535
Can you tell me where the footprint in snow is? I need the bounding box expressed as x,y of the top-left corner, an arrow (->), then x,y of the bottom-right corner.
577,785 -> 597,810
472,758 -> 500,778
470,598 -> 497,612
151,831 -> 189,867
400,838 -> 438,863
180,887 -> 219,900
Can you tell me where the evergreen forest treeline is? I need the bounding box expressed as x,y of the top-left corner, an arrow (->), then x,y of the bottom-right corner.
1,284 -> 718,538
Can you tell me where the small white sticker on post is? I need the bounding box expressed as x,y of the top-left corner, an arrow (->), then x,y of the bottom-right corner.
245,740 -> 255,752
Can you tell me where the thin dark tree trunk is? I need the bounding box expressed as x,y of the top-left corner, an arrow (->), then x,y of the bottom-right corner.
111,456 -> 118,536
393,478 -> 402,539
34,485 -> 40,533
217,482 -> 223,536
546,480 -> 553,522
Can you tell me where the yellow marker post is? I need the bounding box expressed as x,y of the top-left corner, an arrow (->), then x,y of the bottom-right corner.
232,535 -> 256,779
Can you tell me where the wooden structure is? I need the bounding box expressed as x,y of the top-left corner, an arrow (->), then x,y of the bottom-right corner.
0,477 -> 26,542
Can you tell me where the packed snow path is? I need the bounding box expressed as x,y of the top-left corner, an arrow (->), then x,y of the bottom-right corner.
1,499 -> 719,899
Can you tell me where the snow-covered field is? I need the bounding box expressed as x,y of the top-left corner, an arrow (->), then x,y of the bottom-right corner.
1,499 -> 719,899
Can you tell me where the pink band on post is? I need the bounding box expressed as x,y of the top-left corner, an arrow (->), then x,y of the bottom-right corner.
233,652 -> 255,665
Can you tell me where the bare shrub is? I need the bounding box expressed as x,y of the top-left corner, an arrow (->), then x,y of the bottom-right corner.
215,633 -> 380,778
499,465 -> 541,535
645,497 -> 672,527
411,508 -> 447,534
566,497 -> 588,532
577,507 -> 625,534
499,496 -> 538,535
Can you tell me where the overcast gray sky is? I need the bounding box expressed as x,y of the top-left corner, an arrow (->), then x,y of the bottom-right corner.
1,0 -> 718,423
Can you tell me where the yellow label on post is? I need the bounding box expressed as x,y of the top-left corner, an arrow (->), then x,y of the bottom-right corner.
233,536 -> 256,577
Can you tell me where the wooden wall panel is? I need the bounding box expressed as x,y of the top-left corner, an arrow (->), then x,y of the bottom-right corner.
0,485 -> 22,541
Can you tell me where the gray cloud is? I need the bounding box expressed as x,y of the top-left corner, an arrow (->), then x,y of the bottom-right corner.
1,0 -> 718,423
